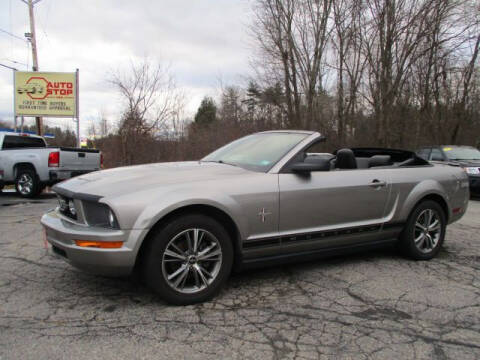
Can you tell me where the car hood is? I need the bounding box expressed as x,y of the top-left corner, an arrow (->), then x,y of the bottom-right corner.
54,161 -> 251,198
450,160 -> 480,168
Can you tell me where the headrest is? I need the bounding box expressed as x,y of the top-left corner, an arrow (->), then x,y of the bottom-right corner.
336,148 -> 357,169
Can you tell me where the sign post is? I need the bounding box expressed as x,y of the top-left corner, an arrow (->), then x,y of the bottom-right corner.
76,69 -> 80,147
13,69 -> 17,131
13,70 -> 79,142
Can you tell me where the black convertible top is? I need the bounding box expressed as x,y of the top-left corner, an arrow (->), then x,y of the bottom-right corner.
337,147 -> 429,166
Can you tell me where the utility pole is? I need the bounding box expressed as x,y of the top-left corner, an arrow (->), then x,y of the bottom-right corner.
22,0 -> 43,136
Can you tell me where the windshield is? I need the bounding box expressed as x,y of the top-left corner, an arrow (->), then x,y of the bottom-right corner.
202,132 -> 309,172
443,146 -> 480,161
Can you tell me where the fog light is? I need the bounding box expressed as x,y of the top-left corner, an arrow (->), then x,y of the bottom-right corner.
75,240 -> 123,248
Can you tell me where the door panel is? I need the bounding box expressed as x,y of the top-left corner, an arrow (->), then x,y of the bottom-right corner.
278,169 -> 390,235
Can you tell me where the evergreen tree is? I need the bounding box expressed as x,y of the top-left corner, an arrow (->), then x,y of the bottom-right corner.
194,97 -> 217,125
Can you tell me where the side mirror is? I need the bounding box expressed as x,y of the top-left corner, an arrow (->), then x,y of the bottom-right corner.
291,161 -> 330,173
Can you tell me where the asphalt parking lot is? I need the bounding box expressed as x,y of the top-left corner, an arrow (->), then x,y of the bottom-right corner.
0,191 -> 479,360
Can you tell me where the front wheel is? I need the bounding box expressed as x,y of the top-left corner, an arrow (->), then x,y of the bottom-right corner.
142,214 -> 233,305
398,200 -> 446,260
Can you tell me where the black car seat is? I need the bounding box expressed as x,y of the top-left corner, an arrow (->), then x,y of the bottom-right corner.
356,157 -> 370,169
369,155 -> 392,167
335,149 -> 357,169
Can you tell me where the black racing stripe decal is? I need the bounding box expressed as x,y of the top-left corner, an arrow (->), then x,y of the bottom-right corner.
243,222 -> 405,250
243,238 -> 280,249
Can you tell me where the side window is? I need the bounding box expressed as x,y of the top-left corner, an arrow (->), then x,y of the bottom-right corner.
429,149 -> 444,161
417,148 -> 431,160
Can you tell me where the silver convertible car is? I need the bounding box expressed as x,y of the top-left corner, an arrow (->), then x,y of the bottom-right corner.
41,131 -> 470,304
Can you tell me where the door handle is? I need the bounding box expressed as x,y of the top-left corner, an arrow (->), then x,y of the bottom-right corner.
369,179 -> 387,188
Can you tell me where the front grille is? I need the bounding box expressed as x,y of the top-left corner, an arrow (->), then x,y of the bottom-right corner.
57,195 -> 78,220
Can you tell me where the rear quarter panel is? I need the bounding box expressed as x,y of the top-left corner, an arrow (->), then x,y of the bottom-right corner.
0,148 -> 50,181
384,164 -> 469,225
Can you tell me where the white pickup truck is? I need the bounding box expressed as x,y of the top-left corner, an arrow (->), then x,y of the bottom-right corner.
0,131 -> 102,198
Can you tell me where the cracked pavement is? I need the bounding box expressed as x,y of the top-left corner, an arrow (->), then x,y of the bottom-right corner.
0,191 -> 479,359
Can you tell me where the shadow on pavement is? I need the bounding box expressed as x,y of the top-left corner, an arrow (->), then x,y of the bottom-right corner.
0,190 -> 57,206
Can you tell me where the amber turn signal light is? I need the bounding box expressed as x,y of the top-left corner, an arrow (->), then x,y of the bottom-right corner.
75,240 -> 123,248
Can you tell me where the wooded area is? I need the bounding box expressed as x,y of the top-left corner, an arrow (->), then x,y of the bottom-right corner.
93,0 -> 480,168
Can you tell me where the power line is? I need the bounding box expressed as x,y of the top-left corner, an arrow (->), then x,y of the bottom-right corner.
0,63 -> 18,71
1,58 -> 29,67
0,28 -> 27,42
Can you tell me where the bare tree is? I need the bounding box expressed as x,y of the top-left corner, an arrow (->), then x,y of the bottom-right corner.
332,0 -> 366,144
109,59 -> 185,164
251,0 -> 333,129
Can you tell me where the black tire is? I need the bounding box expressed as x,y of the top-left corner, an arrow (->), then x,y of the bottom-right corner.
398,200 -> 446,260
15,168 -> 40,198
142,213 -> 234,305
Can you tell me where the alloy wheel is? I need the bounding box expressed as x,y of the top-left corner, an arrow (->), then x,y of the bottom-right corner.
17,174 -> 34,195
162,228 -> 223,294
413,209 -> 442,253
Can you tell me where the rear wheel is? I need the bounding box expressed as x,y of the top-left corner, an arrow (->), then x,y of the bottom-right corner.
142,214 -> 233,305
398,200 -> 446,260
15,169 -> 40,198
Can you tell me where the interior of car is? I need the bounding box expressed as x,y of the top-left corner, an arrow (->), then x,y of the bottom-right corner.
287,145 -> 429,173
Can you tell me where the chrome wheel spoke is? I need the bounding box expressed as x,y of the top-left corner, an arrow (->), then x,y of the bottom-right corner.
193,264 -> 209,286
198,248 -> 222,261
428,220 -> 440,232
173,266 -> 190,288
198,243 -> 217,257
168,264 -> 188,281
193,266 -> 201,288
170,243 -> 186,257
164,249 -> 187,261
194,229 -> 205,253
425,235 -> 433,249
415,222 -> 426,231
425,210 -> 433,227
185,231 -> 193,253
414,233 -> 425,245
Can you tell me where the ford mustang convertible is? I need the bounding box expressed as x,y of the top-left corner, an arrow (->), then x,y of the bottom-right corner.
41,131 -> 470,304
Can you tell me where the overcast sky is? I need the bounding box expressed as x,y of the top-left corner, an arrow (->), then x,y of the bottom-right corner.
0,0 -> 252,136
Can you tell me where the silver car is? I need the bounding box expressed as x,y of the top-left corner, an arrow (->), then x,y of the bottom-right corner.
41,131 -> 470,304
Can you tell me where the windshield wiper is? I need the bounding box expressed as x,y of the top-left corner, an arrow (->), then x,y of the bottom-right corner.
201,160 -> 239,167
217,160 -> 239,167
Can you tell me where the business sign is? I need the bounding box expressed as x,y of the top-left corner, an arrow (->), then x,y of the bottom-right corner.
14,71 -> 78,117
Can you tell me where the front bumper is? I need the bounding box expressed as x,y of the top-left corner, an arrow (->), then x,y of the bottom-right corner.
41,209 -> 147,276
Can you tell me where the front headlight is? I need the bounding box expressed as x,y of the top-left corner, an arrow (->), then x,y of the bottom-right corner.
82,201 -> 119,229
464,167 -> 480,175
108,210 -> 117,228
68,200 -> 77,217
57,195 -> 77,220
